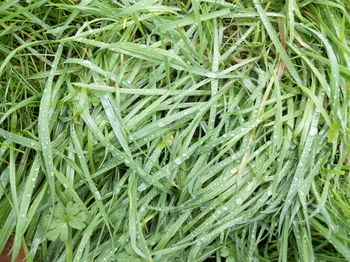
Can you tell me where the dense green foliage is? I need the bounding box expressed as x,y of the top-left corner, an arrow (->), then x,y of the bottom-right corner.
0,0 -> 350,261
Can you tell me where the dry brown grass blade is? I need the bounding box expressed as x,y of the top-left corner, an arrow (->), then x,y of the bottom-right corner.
236,20 -> 287,183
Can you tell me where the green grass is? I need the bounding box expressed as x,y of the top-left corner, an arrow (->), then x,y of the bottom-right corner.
0,0 -> 350,261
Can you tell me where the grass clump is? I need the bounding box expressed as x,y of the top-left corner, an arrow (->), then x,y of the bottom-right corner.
0,0 -> 350,261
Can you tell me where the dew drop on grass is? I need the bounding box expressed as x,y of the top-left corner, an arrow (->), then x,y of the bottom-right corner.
309,126 -> 318,136
206,72 -> 217,78
138,183 -> 147,192
236,197 -> 243,205
95,192 -> 101,200
174,158 -> 181,165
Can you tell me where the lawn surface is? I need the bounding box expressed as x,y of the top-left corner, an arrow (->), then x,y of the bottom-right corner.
0,0 -> 350,261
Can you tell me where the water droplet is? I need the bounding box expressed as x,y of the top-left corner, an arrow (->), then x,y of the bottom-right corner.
95,192 -> 101,200
174,158 -> 181,165
247,183 -> 252,191
206,72 -> 217,78
236,197 -> 243,205
309,126 -> 318,136
137,183 -> 147,192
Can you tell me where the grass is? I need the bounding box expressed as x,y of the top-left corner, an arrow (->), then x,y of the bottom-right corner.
0,0 -> 349,261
